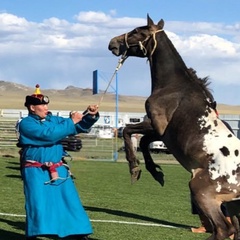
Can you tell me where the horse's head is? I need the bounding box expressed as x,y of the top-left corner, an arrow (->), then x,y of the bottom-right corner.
108,15 -> 164,58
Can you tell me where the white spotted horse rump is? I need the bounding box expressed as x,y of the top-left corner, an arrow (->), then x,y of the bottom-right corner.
199,109 -> 240,187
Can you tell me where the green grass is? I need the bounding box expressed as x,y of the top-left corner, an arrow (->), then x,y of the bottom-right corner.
0,156 -> 211,240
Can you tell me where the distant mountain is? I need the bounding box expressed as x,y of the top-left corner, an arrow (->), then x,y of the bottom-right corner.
0,80 -> 146,112
0,80 -> 30,92
0,80 -> 96,96
0,80 -> 239,114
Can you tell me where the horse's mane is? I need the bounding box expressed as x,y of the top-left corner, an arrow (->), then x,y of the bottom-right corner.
187,68 -> 214,102
160,32 -> 214,103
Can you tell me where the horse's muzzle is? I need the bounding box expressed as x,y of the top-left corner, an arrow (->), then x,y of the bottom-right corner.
108,39 -> 127,56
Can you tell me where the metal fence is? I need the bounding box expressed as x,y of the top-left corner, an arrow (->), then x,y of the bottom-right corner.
0,119 -> 17,147
0,118 -> 119,161
219,114 -> 240,139
1,113 -> 240,160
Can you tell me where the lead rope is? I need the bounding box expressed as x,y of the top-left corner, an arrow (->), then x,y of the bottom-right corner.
81,53 -> 128,117
97,53 -> 128,107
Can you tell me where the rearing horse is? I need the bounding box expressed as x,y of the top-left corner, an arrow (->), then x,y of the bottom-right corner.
109,15 -> 240,240
119,68 -> 208,186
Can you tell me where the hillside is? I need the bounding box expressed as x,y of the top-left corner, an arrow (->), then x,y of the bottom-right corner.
0,80 -> 146,112
0,80 -> 240,114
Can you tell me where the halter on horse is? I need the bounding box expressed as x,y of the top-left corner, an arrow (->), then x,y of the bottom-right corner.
108,15 -> 240,240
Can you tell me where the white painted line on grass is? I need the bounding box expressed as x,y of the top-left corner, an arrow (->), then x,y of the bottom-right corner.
91,219 -> 177,228
0,212 -> 25,217
0,212 -> 177,229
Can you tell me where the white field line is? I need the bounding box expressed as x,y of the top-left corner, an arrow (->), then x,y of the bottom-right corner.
0,212 -> 25,217
0,212 -> 177,229
91,219 -> 177,228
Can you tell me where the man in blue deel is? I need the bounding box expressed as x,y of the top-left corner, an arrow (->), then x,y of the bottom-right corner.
18,84 -> 99,240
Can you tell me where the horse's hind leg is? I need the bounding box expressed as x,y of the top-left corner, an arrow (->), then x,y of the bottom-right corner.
205,206 -> 235,240
190,172 -> 236,240
225,201 -> 240,239
192,196 -> 234,240
139,134 -> 164,186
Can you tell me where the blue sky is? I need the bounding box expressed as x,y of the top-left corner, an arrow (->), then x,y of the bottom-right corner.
1,0 -> 239,23
0,0 -> 240,105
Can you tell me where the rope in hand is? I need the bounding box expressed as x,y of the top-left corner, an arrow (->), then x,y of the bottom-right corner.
82,53 -> 128,117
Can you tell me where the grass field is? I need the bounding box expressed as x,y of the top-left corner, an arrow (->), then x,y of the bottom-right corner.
0,155 -> 213,240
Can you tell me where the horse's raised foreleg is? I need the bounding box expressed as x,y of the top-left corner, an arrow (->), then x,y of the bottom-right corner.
123,120 -> 154,183
123,119 -> 165,185
139,133 -> 164,186
123,125 -> 142,183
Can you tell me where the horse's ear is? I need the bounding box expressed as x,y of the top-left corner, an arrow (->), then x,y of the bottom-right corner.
147,14 -> 154,26
157,19 -> 164,29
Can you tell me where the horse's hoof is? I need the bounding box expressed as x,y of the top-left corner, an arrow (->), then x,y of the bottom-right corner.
131,167 -> 142,184
154,172 -> 165,186
149,165 -> 164,186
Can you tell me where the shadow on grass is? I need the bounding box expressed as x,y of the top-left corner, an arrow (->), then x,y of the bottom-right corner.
6,161 -> 20,165
6,166 -> 21,171
5,160 -> 22,179
0,217 -> 101,240
5,174 -> 22,179
85,205 -> 191,229
0,217 -> 25,240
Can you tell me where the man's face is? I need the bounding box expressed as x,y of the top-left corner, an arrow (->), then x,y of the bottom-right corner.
30,104 -> 49,119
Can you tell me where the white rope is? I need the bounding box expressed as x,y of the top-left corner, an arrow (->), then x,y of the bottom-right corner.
149,29 -> 163,56
97,54 -> 127,107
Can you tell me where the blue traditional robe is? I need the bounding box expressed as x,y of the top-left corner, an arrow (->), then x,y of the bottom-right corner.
18,112 -> 99,238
